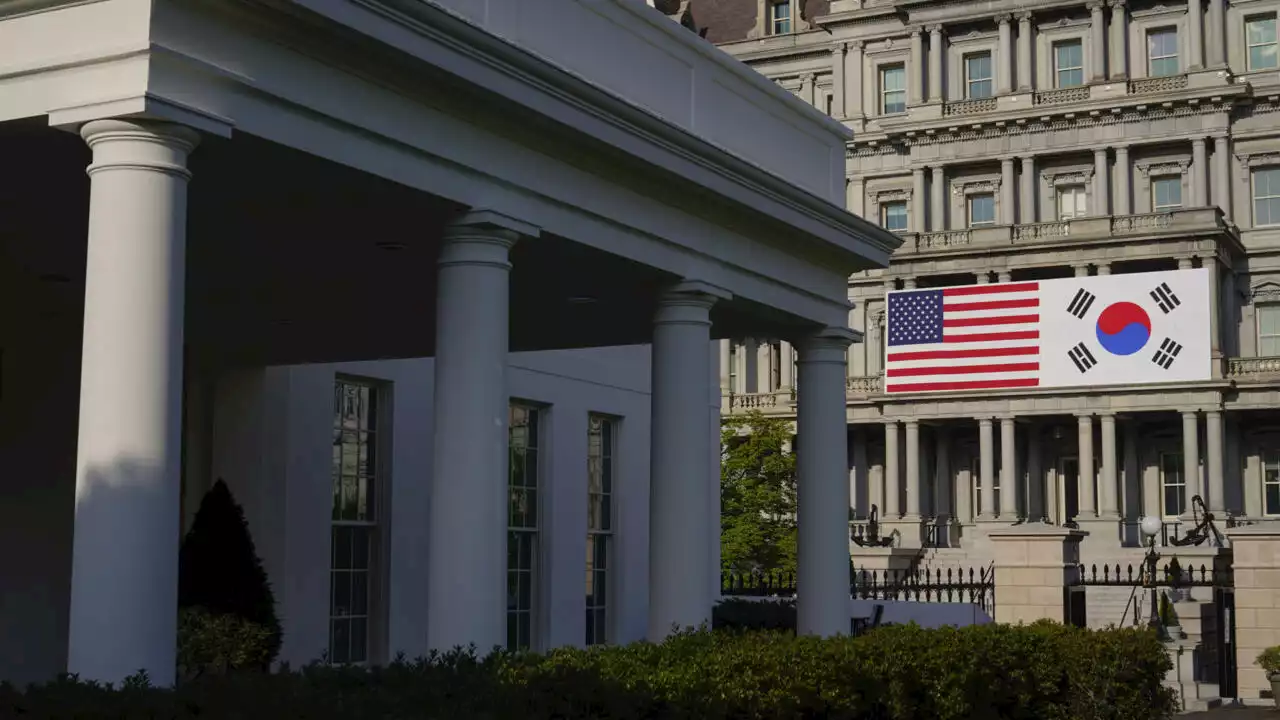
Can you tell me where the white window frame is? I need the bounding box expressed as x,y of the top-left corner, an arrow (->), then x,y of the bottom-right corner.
967,192 -> 996,227
1257,304 -> 1280,356
1253,167 -> 1280,227
1151,174 -> 1183,212
1265,451 -> 1280,516
1053,39 -> 1085,88
1056,184 -> 1088,220
1147,27 -> 1180,77
1247,14 -> 1279,71
508,402 -> 543,651
586,414 -> 616,645
1159,451 -> 1185,518
964,52 -> 994,99
880,64 -> 907,115
329,377 -> 386,665
881,200 -> 909,231
770,0 -> 791,35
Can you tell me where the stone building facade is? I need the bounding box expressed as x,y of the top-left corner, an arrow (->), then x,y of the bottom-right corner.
700,0 -> 1280,563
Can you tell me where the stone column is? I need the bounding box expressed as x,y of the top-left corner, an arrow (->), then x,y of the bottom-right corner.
1123,420 -> 1141,522
757,341 -> 773,392
930,165 -> 946,231
1181,411 -> 1200,519
910,27 -> 925,106
742,337 -> 759,393
905,420 -> 921,519
1093,148 -> 1109,216
649,284 -> 721,640
427,211 -> 528,654
709,338 -> 722,606
1115,145 -> 1132,215
1207,0 -> 1226,67
1225,525 -> 1280,700
67,119 -> 200,687
912,168 -> 927,231
884,421 -> 901,517
1001,417 -> 1019,519
718,339 -> 731,393
1017,12 -> 1034,91
935,427 -> 952,521
904,277 -> 918,290
997,14 -> 1014,95
998,270 -> 1012,283
976,272 -> 991,284
1192,137 -> 1208,207
1097,263 -> 1111,276
1074,263 -> 1089,278
867,313 -> 883,375
1027,423 -> 1044,521
1001,158 -> 1016,223
928,25 -> 945,103
1099,414 -> 1119,518
1020,155 -> 1037,223
796,328 -> 857,637
1089,2 -> 1107,81
732,341 -> 748,393
1078,415 -> 1096,519
1206,257 -> 1222,363
979,418 -> 996,520
831,45 -> 847,118
800,73 -> 816,107
852,427 -> 869,518
989,527 -> 1086,625
778,340 -> 795,388
1188,0 -> 1204,70
1109,0 -> 1129,79
1206,410 -> 1225,513
846,41 -> 865,118
1213,135 -> 1232,220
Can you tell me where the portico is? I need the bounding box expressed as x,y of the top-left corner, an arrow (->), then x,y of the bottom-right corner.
0,0 -> 898,688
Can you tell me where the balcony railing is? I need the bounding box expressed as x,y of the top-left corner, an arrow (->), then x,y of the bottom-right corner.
1128,74 -> 1188,95
1227,356 -> 1280,380
1034,86 -> 1091,105
846,375 -> 882,396
942,97 -> 997,116
726,389 -> 794,412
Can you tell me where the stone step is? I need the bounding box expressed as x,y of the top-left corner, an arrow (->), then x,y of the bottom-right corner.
1163,680 -> 1222,713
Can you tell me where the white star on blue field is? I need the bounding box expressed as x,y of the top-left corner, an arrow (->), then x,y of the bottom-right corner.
889,290 -> 945,346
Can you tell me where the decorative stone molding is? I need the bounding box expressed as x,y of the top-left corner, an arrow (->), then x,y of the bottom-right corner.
951,178 -> 1001,196
1251,281 -> 1280,303
1016,11 -> 1034,21
1042,169 -> 1094,187
1086,0 -> 1106,10
1235,151 -> 1280,182
996,13 -> 1013,24
1136,159 -> 1191,177
926,24 -> 945,34
874,188 -> 913,202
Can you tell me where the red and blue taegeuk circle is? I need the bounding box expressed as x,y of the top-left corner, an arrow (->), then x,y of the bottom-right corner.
1095,301 -> 1152,356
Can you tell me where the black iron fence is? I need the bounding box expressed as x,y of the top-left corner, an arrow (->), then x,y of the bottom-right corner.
720,564 -> 995,614
1075,561 -> 1228,588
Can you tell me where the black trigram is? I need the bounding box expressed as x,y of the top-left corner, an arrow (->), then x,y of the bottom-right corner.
1152,338 -> 1183,369
1067,288 -> 1097,319
1149,282 -> 1181,314
1068,342 -> 1098,373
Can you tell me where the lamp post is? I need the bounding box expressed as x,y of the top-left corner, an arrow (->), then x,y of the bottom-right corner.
1139,515 -> 1166,638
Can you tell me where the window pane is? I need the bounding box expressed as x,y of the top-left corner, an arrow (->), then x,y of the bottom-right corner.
883,66 -> 904,91
968,194 -> 995,225
1059,68 -> 1084,88
1267,483 -> 1280,516
1153,177 -> 1181,209
1151,56 -> 1179,76
1252,44 -> 1279,70
883,201 -> 908,231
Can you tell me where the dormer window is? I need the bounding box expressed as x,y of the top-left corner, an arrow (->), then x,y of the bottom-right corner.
771,0 -> 792,34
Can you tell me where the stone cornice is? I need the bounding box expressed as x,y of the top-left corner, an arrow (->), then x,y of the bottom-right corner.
1136,159 -> 1192,176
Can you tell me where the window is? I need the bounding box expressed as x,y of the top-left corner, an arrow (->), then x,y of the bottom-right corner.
1053,40 -> 1084,88
1056,185 -> 1088,220
1247,15 -> 1278,70
881,200 -> 908,231
880,65 -> 906,114
1266,452 -> 1280,516
770,0 -> 791,34
1253,167 -> 1280,226
965,53 -> 994,99
330,379 -> 381,664
1257,304 -> 1280,356
1147,28 -> 1179,77
508,403 -> 541,651
1160,452 -> 1185,517
967,193 -> 996,227
1152,176 -> 1182,211
586,415 -> 615,645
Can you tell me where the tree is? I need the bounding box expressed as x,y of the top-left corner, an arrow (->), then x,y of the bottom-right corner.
178,479 -> 283,666
720,410 -> 797,574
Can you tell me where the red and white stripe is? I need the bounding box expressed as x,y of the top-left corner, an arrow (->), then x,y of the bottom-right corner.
885,282 -> 1042,393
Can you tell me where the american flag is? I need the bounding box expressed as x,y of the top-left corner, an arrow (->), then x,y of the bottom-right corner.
885,282 -> 1041,393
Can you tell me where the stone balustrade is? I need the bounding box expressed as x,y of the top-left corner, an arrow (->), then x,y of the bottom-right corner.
1227,356 -> 1280,380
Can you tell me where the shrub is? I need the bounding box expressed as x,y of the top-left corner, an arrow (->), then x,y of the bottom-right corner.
2,623 -> 1177,720
178,479 -> 283,670
711,597 -> 796,632
1257,646 -> 1280,677
177,607 -> 276,679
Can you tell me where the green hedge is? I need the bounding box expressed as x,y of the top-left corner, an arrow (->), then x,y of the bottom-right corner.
1,623 -> 1177,720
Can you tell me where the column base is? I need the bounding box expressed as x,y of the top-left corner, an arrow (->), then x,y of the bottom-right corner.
1074,517 -> 1123,549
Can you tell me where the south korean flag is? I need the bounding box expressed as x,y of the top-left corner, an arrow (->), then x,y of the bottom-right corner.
1038,268 -> 1212,390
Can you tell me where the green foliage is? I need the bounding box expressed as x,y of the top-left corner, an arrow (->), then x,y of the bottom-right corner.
711,598 -> 796,632
2,624 -> 1177,720
1257,646 -> 1280,676
720,410 -> 797,574
178,479 -> 283,670
177,607 -> 276,680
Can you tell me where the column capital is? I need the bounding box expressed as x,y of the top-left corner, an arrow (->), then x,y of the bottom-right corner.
927,24 -> 945,35
800,72 -> 817,83
995,12 -> 1012,24
798,326 -> 860,360
1086,1 -> 1105,11
846,39 -> 864,51
1099,412 -> 1117,422
1016,10 -> 1033,22
448,209 -> 538,238
904,418 -> 920,428
441,212 -> 529,269
654,284 -> 725,325
978,416 -> 994,427
81,119 -> 201,179
1107,0 -> 1126,6
1076,412 -> 1094,421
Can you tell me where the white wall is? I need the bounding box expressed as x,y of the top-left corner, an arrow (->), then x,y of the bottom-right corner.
210,346 -> 652,667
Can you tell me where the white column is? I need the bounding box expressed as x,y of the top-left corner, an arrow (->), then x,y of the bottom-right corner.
1001,158 -> 1016,224
800,73 -> 816,107
979,418 -> 995,520
867,313 -> 883,375
756,340 -> 773,392
649,284 -> 720,639
779,340 -> 795,388
718,339 -> 731,393
884,421 -> 901,517
930,165 -> 946,231
1075,263 -> 1090,277
1188,0 -> 1204,70
1097,263 -> 1111,276
709,338 -> 722,605
1181,410 -> 1200,518
910,28 -> 925,106
1123,420 -> 1141,521
997,14 -> 1014,95
1206,256 -> 1221,360
1207,410 -> 1225,513
1078,415 -> 1096,519
1027,423 -> 1044,521
846,41 -> 865,117
976,272 -> 991,284
795,328 -> 856,637
1109,0 -> 1129,79
998,270 -> 1012,283
831,45 -> 846,118
1193,137 -> 1209,207
1089,2 -> 1107,81
912,168 -> 927,231
1000,417 -> 1018,519
1213,135 -> 1232,220
743,337 -> 759,393
1115,145 -> 1132,215
905,420 -> 921,518
427,211 -> 525,654
1020,155 -> 1037,223
1207,0 -> 1226,66
852,428 -> 869,517
67,119 -> 199,687
1017,12 -> 1034,91
1100,414 -> 1119,518
935,427 -> 952,520
928,25 -> 944,103
732,342 -> 748,393
1093,148 -> 1109,216
1178,257 -> 1193,270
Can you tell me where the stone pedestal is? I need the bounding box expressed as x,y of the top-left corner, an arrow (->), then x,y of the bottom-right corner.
1224,525 -> 1280,702
988,526 -> 1086,625
850,547 -> 921,573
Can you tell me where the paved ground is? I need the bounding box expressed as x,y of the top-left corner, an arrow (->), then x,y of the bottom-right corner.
1183,706 -> 1277,718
